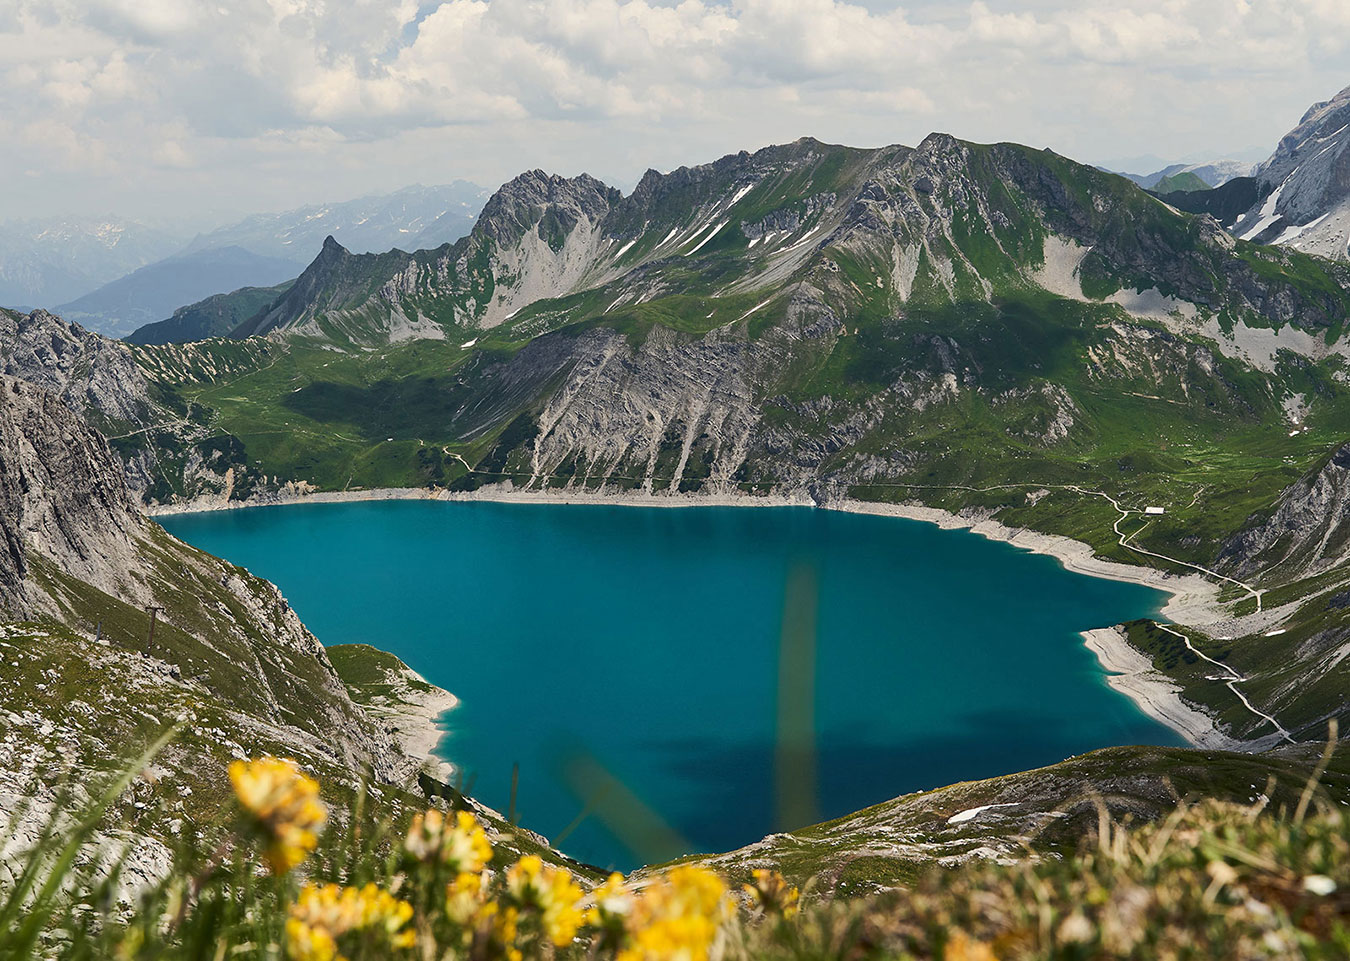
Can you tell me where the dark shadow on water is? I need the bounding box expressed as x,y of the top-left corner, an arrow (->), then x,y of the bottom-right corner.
638,706 -> 1176,857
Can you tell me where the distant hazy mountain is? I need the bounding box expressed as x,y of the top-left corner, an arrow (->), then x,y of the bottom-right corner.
1231,84 -> 1350,260
0,183 -> 487,340
1151,171 -> 1211,194
57,247 -> 299,338
125,281 -> 293,345
1118,160 -> 1256,190
183,182 -> 489,264
0,217 -> 184,310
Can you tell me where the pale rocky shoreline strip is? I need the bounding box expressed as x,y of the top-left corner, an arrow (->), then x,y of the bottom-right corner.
359,662 -> 461,784
1081,627 -> 1250,752
148,484 -> 1254,753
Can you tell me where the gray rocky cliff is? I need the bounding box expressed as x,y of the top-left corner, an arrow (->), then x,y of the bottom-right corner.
0,373 -> 407,781
1219,442 -> 1350,580
474,170 -> 620,249
1232,84 -> 1350,260
0,308 -> 275,507
0,375 -> 145,616
0,308 -> 156,429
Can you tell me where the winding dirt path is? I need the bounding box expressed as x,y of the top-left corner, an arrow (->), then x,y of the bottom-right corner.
1151,623 -> 1294,744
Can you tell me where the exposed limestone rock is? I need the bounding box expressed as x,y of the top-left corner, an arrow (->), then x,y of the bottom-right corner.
0,308 -> 155,429
0,375 -> 406,780
0,376 -> 145,615
1220,443 -> 1350,579
1233,83 -> 1350,260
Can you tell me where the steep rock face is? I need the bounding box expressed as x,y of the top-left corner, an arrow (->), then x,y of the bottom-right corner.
0,308 -> 156,429
233,236 -> 368,338
0,376 -> 145,615
1219,443 -> 1350,580
526,326 -> 767,493
0,374 -> 405,779
1232,85 -> 1350,260
473,170 -> 619,249
0,308 -> 273,507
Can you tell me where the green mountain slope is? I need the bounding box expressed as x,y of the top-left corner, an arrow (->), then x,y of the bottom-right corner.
1152,170 -> 1210,194
683,741 -> 1350,890
126,280 -> 293,345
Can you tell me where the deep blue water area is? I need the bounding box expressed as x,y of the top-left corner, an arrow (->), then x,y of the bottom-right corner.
161,500 -> 1181,870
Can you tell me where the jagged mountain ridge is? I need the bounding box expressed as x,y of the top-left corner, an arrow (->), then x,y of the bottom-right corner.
177,134 -> 1350,519
1232,84 -> 1350,260
239,134 -> 1350,350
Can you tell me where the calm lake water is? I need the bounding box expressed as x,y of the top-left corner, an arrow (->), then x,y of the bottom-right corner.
161,500 -> 1181,869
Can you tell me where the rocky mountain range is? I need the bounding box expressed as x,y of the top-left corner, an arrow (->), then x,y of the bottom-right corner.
3,184 -> 489,339
0,217 -> 183,311
1230,85 -> 1350,260
240,135 -> 1350,349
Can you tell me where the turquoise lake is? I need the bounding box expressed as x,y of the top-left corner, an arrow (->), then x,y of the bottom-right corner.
160,501 -> 1182,870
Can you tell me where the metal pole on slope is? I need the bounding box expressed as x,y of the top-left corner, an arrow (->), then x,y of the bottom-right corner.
145,606 -> 163,653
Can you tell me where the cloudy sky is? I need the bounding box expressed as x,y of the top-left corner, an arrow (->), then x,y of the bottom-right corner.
4,0 -> 1349,226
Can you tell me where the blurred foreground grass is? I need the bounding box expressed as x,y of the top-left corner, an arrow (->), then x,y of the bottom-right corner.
2,733 -> 1348,961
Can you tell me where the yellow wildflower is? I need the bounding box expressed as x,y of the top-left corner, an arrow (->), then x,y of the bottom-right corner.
229,757 -> 327,874
742,868 -> 799,919
617,866 -> 731,961
471,901 -> 523,961
504,855 -> 587,946
445,870 -> 491,927
944,931 -> 999,961
287,882 -> 415,960
286,919 -> 339,961
588,872 -> 635,927
405,808 -> 493,872
587,873 -> 636,952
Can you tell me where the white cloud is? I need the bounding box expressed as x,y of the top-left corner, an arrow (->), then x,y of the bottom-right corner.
0,0 -> 1347,221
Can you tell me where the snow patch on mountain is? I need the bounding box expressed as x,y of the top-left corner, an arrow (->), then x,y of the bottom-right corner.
1233,84 -> 1350,260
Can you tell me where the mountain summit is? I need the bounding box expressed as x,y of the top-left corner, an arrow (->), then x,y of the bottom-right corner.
1232,84 -> 1350,259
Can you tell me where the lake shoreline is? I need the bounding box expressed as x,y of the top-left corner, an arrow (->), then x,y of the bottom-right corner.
1080,627 -> 1249,751
149,483 -> 1251,752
